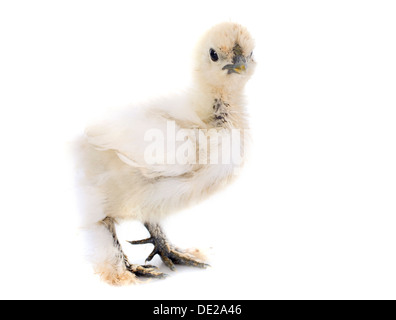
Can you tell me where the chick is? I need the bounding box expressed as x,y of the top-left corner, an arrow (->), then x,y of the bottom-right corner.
75,22 -> 256,285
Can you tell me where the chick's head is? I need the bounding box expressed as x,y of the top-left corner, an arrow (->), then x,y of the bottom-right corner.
194,22 -> 256,94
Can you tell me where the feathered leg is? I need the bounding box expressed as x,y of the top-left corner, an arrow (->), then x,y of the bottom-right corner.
128,223 -> 209,271
88,217 -> 165,285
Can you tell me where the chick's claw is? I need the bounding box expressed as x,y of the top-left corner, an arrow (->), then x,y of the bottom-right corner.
128,264 -> 167,279
162,247 -> 209,269
146,243 -> 209,270
129,234 -> 209,271
129,223 -> 209,271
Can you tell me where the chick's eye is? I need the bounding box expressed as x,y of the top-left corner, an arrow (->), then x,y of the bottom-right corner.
209,48 -> 219,62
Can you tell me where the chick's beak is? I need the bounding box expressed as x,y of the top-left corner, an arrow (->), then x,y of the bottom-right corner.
222,55 -> 247,74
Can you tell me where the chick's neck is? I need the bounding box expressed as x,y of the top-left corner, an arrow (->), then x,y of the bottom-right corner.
192,85 -> 247,129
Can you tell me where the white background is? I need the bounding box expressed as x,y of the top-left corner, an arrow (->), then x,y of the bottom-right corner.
0,0 -> 395,300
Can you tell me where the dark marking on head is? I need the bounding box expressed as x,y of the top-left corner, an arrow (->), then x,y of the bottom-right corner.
233,44 -> 243,58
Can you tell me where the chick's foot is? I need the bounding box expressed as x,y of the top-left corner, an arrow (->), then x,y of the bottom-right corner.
128,223 -> 209,271
127,264 -> 167,279
100,217 -> 167,283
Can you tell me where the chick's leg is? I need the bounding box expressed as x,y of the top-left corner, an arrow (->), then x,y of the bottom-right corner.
129,223 -> 209,271
101,217 -> 165,280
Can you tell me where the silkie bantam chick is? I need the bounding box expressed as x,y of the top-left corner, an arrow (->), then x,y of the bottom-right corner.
74,22 -> 256,285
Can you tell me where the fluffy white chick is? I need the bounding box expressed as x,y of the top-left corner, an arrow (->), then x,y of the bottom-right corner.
74,22 -> 256,285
